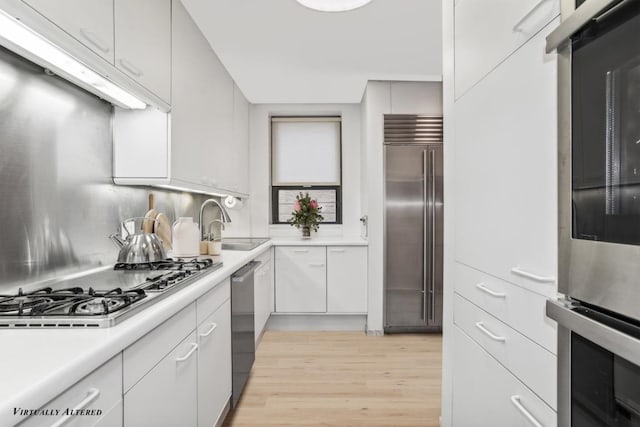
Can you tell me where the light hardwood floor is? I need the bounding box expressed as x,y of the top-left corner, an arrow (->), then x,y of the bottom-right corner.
223,331 -> 442,427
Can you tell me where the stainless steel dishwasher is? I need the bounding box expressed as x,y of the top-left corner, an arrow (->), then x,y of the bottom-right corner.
231,260 -> 261,408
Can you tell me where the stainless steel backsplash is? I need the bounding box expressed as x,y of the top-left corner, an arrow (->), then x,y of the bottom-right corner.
0,47 -> 213,292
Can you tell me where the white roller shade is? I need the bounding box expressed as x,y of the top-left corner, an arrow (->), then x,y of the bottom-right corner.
272,118 -> 341,185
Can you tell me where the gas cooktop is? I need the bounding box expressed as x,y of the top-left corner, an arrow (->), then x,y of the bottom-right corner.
0,258 -> 223,328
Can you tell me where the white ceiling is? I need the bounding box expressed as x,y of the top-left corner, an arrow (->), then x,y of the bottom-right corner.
180,0 -> 443,104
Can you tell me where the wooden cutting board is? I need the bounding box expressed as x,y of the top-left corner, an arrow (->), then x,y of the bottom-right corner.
142,193 -> 157,234
154,212 -> 172,251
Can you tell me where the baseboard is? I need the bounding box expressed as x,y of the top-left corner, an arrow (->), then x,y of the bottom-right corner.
366,329 -> 384,336
266,314 -> 367,331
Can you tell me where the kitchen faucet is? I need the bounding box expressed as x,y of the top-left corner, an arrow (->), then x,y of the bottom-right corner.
199,198 -> 232,241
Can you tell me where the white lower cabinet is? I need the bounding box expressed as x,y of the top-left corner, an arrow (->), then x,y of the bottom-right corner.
124,331 -> 198,427
326,246 -> 367,313
197,300 -> 232,427
452,326 -> 556,427
274,245 -> 368,315
21,356 -> 123,427
275,247 -> 327,313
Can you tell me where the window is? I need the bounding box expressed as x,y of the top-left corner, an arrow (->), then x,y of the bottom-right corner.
271,116 -> 342,224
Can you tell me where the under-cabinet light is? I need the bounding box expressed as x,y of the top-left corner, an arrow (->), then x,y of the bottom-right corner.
0,9 -> 146,109
295,0 -> 372,12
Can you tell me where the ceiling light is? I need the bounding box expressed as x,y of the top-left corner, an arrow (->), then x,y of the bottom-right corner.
0,9 -> 146,109
296,0 -> 373,12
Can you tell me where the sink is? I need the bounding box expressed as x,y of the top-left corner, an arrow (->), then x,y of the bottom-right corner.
221,237 -> 270,251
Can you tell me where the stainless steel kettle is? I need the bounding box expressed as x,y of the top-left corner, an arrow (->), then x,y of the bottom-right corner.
109,217 -> 168,264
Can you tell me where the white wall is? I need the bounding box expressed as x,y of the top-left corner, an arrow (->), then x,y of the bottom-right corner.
360,80 -> 443,334
246,103 -> 362,238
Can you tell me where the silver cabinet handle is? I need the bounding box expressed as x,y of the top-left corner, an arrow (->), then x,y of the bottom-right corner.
511,267 -> 555,283
308,263 -> 325,267
293,249 -> 309,253
476,283 -> 507,298
199,323 -> 217,338
329,249 -> 345,253
475,322 -> 506,342
50,388 -> 100,427
79,29 -> 110,53
513,0 -> 553,32
510,395 -> 544,427
119,58 -> 143,77
175,343 -> 198,362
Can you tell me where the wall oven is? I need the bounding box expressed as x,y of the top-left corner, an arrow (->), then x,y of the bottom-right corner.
548,0 -> 640,425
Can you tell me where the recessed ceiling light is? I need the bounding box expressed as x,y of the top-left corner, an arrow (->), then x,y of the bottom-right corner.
296,0 -> 373,12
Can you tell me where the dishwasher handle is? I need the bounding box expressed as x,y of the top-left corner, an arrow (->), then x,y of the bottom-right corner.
231,260 -> 261,283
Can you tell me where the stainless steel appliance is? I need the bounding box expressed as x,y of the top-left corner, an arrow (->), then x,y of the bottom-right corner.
547,1 -> 640,425
383,115 -> 443,333
0,258 -> 222,328
230,260 -> 260,407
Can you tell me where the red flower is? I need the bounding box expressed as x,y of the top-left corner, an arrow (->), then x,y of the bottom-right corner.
310,200 -> 318,209
294,201 -> 301,212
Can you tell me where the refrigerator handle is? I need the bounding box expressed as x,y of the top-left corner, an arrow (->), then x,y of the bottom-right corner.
429,149 -> 436,323
422,150 -> 428,322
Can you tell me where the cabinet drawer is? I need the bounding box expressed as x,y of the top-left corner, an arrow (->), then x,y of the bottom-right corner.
196,278 -> 230,325
454,0 -> 559,98
21,356 -> 122,427
123,303 -> 196,391
452,325 -> 556,427
454,293 -> 556,409
124,331 -> 198,427
454,262 -> 556,353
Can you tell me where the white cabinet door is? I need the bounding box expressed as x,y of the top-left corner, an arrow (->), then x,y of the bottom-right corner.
114,0 -> 171,103
112,107 -> 169,179
171,0 -> 233,190
22,0 -> 114,64
454,0 -> 560,98
197,300 -> 232,427
124,331 -> 198,427
275,247 -> 327,313
326,246 -> 367,313
452,326 -> 556,427
454,20 -> 558,292
231,83 -> 250,195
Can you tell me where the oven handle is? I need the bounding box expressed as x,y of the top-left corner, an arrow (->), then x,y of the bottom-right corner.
546,0 -> 626,52
547,298 -> 640,366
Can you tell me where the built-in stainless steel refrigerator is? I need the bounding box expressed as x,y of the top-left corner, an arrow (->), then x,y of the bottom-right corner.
383,115 -> 443,333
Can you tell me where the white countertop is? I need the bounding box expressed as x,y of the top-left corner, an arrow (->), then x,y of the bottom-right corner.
0,242 -> 272,426
270,236 -> 368,246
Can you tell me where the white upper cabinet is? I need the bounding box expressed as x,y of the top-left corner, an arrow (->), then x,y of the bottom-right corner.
22,0 -> 115,64
114,0 -> 171,103
230,83 -> 250,195
113,1 -> 249,198
454,0 -> 560,99
454,19 -> 558,293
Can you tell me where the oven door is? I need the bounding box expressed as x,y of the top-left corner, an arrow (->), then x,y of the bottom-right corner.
560,0 -> 640,322
548,299 -> 640,427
